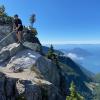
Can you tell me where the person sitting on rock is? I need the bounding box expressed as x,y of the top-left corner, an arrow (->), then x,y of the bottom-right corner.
13,14 -> 23,43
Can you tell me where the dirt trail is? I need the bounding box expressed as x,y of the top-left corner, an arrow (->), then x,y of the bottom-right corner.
0,68 -> 36,80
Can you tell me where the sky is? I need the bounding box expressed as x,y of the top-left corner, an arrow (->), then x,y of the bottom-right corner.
0,0 -> 100,44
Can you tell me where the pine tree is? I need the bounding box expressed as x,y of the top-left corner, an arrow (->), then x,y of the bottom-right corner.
66,81 -> 84,100
0,5 -> 5,15
47,45 -> 59,67
29,14 -> 36,27
47,44 -> 54,59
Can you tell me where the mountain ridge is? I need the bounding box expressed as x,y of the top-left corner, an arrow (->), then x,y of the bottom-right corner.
0,14 -> 95,100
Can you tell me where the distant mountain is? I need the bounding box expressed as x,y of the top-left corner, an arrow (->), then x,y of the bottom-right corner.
66,47 -> 92,57
59,47 -> 100,74
60,48 -> 94,77
58,56 -> 93,99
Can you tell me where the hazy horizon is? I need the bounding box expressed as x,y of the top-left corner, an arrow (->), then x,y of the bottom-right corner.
52,44 -> 100,74
43,42 -> 100,45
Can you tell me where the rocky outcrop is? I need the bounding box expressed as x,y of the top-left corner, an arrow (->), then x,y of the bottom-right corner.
0,25 -> 12,40
6,49 -> 41,68
0,32 -> 16,50
5,49 -> 60,87
0,43 -> 23,63
0,45 -> 65,100
0,22 -> 64,100
0,41 -> 93,100
23,41 -> 41,52
0,71 -> 64,100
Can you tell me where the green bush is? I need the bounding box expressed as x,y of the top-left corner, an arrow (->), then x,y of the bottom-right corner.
46,45 -> 59,66
0,5 -> 13,25
66,81 -> 84,100
29,14 -> 36,27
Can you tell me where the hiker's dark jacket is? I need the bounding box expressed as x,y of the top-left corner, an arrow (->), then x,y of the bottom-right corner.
14,18 -> 23,31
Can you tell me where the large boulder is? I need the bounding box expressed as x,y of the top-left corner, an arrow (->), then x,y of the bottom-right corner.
6,49 -> 60,87
0,71 -> 64,100
0,43 -> 23,63
7,49 -> 41,69
0,25 -> 41,53
23,41 -> 41,52
0,32 -> 16,50
0,25 -> 12,40
0,50 -> 10,63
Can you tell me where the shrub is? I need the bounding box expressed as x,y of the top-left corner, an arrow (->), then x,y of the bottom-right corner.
66,81 -> 84,100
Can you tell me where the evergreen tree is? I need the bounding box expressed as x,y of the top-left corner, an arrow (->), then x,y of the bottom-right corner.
66,81 -> 84,100
0,5 -> 5,14
47,45 -> 59,66
0,5 -> 5,16
0,5 -> 12,24
29,14 -> 36,27
47,44 -> 54,59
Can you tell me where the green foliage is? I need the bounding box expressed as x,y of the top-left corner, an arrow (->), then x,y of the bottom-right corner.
46,44 -> 54,59
0,5 -> 13,25
93,83 -> 100,100
28,26 -> 38,36
29,14 -> 36,27
93,73 -> 100,99
94,73 -> 100,83
66,81 -> 84,100
46,45 -> 59,66
0,5 -> 5,15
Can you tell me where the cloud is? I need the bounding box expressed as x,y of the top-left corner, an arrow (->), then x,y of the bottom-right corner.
67,53 -> 84,60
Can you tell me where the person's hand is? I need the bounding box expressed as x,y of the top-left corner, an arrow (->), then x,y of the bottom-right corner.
16,27 -> 19,30
13,28 -> 18,31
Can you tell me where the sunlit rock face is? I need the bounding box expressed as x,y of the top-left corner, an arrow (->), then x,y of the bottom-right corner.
0,13 -> 67,100
0,25 -> 12,40
0,25 -> 15,50
0,43 -> 23,63
0,71 -> 64,100
0,48 -> 65,100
